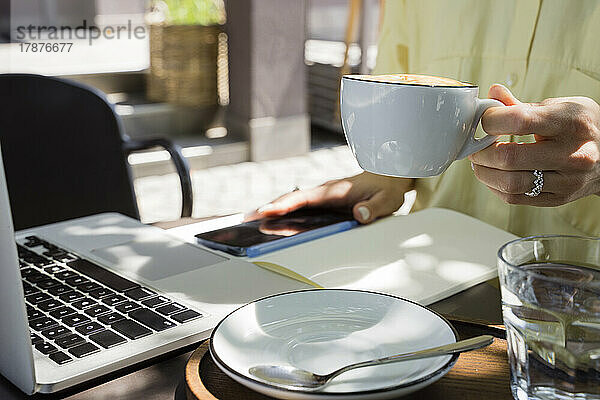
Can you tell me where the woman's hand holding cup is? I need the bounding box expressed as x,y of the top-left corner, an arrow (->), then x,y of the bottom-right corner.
256,77 -> 600,226
470,84 -> 600,206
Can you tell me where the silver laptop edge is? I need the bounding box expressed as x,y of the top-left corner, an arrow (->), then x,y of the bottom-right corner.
0,147 -> 37,394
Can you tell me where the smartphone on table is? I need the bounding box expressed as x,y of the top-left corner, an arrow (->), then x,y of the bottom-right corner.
195,208 -> 358,257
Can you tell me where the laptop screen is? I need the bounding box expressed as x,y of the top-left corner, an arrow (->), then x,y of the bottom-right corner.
0,147 -> 37,394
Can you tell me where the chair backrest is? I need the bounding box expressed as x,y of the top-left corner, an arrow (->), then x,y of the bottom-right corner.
0,74 -> 139,230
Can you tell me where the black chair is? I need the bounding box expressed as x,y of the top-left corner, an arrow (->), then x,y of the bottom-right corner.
0,73 -> 193,230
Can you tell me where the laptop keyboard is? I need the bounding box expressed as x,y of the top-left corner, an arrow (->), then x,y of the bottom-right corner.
18,236 -> 203,365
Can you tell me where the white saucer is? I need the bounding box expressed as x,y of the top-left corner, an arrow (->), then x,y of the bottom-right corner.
210,289 -> 458,399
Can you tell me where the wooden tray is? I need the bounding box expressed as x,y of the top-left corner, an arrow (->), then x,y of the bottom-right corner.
185,338 -> 512,400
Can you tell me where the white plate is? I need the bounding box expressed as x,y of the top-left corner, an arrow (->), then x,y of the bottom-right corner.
210,289 -> 458,399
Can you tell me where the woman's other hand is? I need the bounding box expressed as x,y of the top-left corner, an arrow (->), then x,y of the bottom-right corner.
470,84 -> 600,206
254,172 -> 414,224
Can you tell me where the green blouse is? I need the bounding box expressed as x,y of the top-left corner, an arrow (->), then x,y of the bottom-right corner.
373,0 -> 600,237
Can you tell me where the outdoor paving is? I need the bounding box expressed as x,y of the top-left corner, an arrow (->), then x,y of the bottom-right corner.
135,145 -> 363,224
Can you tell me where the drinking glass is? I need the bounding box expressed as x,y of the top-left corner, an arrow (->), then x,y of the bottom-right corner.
498,235 -> 600,400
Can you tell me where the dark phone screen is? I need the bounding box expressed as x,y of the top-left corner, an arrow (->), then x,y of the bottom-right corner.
195,209 -> 354,248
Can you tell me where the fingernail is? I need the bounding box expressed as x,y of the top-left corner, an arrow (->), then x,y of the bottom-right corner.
258,203 -> 274,213
357,206 -> 371,221
471,162 -> 475,171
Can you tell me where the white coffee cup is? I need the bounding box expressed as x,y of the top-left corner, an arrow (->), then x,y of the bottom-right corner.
340,74 -> 503,177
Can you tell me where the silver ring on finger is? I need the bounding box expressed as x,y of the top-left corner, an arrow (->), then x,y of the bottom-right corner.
524,170 -> 544,197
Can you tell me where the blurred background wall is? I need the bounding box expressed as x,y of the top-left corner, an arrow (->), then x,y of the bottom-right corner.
1,0 -> 382,223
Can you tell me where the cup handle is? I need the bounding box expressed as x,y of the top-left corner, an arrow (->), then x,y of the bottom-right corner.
456,98 -> 505,160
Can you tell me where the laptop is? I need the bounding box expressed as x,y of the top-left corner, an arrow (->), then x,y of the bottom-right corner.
0,149 -> 307,394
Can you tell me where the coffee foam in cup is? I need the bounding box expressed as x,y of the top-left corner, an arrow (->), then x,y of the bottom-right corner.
349,74 -> 472,87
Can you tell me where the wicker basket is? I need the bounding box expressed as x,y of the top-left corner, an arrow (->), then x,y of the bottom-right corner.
148,24 -> 222,107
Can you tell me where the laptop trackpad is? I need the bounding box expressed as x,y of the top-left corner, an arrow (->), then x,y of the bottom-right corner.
91,235 -> 227,281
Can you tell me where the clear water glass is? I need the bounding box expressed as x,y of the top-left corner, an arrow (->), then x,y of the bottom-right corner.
498,236 -> 600,400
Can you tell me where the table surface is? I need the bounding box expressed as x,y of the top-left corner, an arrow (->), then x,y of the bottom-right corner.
0,218 -> 511,400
